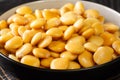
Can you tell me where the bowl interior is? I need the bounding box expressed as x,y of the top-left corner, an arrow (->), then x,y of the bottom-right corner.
0,0 -> 120,71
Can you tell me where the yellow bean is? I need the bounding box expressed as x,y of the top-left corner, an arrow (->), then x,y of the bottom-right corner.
73,19 -> 84,32
38,36 -> 52,48
84,42 -> 98,52
9,23 -> 19,36
33,48 -> 51,58
82,28 -> 94,39
48,41 -> 65,52
8,54 -> 19,62
22,30 -> 36,43
78,50 -> 94,68
83,18 -> 99,27
16,6 -> 32,15
60,51 -> 77,60
7,14 -> 19,24
84,9 -> 100,18
63,26 -> 75,40
103,23 -> 119,33
46,28 -> 63,39
5,36 -> 23,50
112,40 -> 120,54
93,46 -> 114,65
34,9 -> 43,18
67,36 -> 86,45
58,26 -> 68,32
42,9 -> 60,20
12,14 -> 28,25
60,3 -> 74,15
65,40 -> 85,54
21,55 -> 40,67
60,12 -> 77,25
31,32 -> 43,46
24,13 -> 36,22
41,57 -> 53,68
50,58 -> 69,69
30,18 -> 46,29
92,22 -> 104,35
0,28 -> 10,36
50,52 -> 60,58
68,61 -> 81,69
45,17 -> 61,30
74,1 -> 84,15
0,20 -> 8,30
100,32 -> 116,46
16,43 -> 32,58
18,26 -> 27,36
0,32 -> 14,43
0,49 -> 8,55
88,36 -> 104,46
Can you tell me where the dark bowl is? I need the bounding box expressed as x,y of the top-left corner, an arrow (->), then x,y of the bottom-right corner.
0,0 -> 120,80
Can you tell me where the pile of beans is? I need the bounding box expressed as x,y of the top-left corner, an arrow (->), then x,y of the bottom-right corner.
0,1 -> 120,70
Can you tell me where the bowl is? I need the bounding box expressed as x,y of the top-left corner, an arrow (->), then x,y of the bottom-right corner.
0,0 -> 120,80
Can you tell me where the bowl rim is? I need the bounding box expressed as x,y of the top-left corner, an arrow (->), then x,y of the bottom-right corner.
0,0 -> 120,72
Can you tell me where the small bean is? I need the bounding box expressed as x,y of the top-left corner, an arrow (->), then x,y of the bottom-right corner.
45,18 -> 61,30
5,36 -> 23,50
38,36 -> 52,48
42,9 -> 60,20
21,55 -> 40,67
84,9 -> 100,18
0,20 -> 8,30
50,52 -> 60,58
103,23 -> 119,33
16,6 -> 32,15
84,42 -> 98,52
8,54 -> 19,62
34,9 -> 43,18
9,23 -> 19,36
112,40 -> 120,54
74,1 -> 84,15
92,22 -> 104,35
60,51 -> 77,60
50,58 -> 69,69
31,32 -> 43,45
16,43 -> 32,58
93,46 -> 114,65
33,48 -> 51,58
88,36 -> 104,46
82,28 -> 94,39
68,61 -> 81,69
78,50 -> 94,68
41,57 -> 53,68
100,32 -> 116,46
73,19 -> 84,32
65,41 -> 85,54
63,26 -> 75,40
48,41 -> 65,52
46,28 -> 63,39
0,28 -> 10,36
24,13 -> 36,22
60,12 -> 77,25
18,26 -> 27,36
30,18 -> 46,29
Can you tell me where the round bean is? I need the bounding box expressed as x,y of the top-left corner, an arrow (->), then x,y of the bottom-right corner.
50,58 -> 69,69
21,55 -> 40,67
93,46 -> 114,65
16,43 -> 32,58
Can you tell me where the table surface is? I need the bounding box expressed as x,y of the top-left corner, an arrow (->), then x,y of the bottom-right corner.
0,0 -> 120,80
